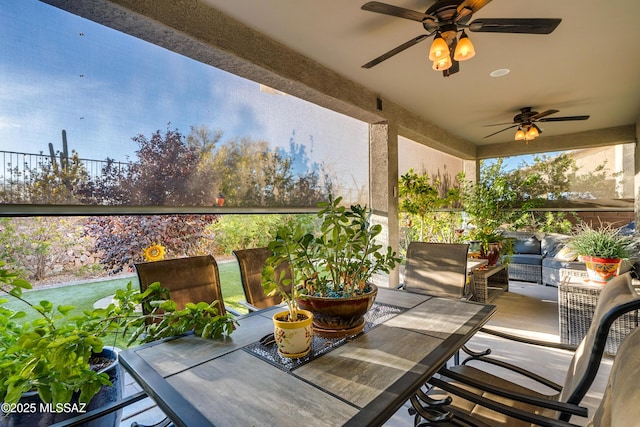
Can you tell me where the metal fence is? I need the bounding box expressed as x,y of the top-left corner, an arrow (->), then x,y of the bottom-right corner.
0,150 -> 130,202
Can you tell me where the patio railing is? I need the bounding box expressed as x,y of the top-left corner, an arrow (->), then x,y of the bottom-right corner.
0,150 -> 130,202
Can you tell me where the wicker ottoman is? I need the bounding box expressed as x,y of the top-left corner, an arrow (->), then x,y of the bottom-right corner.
558,280 -> 639,355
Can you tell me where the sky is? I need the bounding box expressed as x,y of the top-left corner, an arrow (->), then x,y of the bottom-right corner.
0,0 -> 368,194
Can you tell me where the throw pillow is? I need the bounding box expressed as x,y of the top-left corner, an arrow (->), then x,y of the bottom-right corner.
555,246 -> 578,262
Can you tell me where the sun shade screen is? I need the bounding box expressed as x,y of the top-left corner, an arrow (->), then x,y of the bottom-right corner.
0,1 -> 368,209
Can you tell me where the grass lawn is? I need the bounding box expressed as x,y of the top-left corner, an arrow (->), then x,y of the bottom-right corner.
2,260 -> 246,348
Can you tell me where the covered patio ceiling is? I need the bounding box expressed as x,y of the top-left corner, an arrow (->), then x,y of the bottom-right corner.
200,0 -> 640,160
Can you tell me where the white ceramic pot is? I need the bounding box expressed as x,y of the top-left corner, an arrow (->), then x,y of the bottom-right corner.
272,309 -> 313,358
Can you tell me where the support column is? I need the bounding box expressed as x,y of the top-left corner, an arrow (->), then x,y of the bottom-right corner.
370,122 -> 399,288
634,122 -> 640,235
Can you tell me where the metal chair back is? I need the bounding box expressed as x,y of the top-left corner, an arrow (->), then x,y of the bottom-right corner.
404,242 -> 470,298
135,254 -> 227,316
560,272 -> 640,405
233,247 -> 291,310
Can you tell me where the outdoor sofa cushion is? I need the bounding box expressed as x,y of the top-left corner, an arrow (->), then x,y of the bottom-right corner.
513,236 -> 541,254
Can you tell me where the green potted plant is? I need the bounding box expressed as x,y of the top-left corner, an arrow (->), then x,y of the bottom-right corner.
264,195 -> 400,339
263,229 -> 314,358
0,261 -> 235,427
566,222 -> 638,283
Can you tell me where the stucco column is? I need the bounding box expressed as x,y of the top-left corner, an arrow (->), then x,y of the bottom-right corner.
370,122 -> 399,288
634,121 -> 640,235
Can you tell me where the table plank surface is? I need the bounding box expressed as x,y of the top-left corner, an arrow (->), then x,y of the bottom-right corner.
166,350 -> 359,426
119,287 -> 495,427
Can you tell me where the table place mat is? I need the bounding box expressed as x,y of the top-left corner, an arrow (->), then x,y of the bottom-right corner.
243,301 -> 405,371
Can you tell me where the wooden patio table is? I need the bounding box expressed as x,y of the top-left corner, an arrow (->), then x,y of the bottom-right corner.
118,286 -> 495,427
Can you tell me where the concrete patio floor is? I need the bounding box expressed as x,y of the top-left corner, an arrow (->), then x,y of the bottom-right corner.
119,281 -> 612,426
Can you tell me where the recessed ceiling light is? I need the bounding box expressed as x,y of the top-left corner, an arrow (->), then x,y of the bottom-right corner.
490,68 -> 510,77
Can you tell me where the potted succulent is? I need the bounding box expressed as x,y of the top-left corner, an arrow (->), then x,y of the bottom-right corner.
0,261 -> 235,427
567,222 -> 638,283
264,195 -> 400,339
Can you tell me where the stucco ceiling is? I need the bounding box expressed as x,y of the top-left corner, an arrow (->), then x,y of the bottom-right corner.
199,0 -> 640,156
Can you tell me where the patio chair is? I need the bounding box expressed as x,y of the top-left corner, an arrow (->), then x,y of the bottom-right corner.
135,254 -> 236,317
413,272 -> 640,426
402,242 -> 470,299
584,320 -> 640,427
233,247 -> 292,312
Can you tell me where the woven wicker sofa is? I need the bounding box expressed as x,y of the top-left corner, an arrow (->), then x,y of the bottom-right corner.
503,232 -> 580,286
505,231 -> 637,286
502,232 -> 549,284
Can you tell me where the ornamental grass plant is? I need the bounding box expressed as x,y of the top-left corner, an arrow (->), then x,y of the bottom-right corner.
567,222 -> 637,259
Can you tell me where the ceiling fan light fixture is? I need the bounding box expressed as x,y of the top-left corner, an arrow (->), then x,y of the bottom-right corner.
428,33 -> 449,61
432,55 -> 452,71
526,125 -> 539,140
453,31 -> 475,61
514,128 -> 525,141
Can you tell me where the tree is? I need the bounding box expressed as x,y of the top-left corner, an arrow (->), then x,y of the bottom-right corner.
507,153 -> 576,201
211,136 -> 331,207
83,126 -> 221,273
398,168 -> 462,243
85,215 -> 217,273
119,126 -> 220,206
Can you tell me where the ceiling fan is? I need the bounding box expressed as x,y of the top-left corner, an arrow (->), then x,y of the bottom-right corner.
484,107 -> 590,142
361,0 -> 561,77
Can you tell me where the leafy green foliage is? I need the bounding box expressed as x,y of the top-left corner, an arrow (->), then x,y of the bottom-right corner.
209,214 -> 315,255
0,217 -> 85,280
265,195 -> 401,306
80,126 -> 334,272
398,168 -> 463,246
210,136 -> 332,207
0,262 -> 236,408
27,151 -> 92,205
462,159 -> 533,235
263,222 -> 314,321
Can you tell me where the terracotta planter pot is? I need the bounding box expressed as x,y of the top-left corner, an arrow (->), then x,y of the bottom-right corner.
298,284 -> 377,338
480,243 -> 501,266
582,256 -> 622,283
273,309 -> 313,358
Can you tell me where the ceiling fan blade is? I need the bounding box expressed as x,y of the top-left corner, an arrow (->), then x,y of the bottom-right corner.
457,0 -> 492,15
538,115 -> 590,122
530,109 -> 559,120
483,121 -> 517,127
468,18 -> 562,34
484,124 -> 518,138
361,1 -> 436,22
362,34 -> 430,68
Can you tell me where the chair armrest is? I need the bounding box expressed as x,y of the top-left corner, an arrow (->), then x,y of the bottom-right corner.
459,354 -> 562,391
458,327 -> 575,390
226,306 -> 243,317
237,300 -> 260,312
479,326 -> 578,351
435,369 -> 586,417
429,376 -> 586,427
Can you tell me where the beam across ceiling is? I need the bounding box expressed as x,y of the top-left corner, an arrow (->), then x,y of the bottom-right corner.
476,125 -> 637,159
